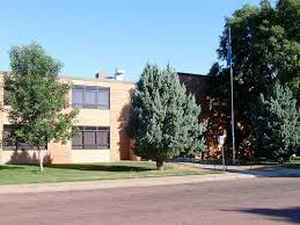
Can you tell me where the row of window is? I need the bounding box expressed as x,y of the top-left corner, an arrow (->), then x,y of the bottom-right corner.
4,85 -> 110,109
72,86 -> 110,109
72,126 -> 110,149
2,126 -> 110,150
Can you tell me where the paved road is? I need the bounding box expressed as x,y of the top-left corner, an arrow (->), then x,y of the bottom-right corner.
1,178 -> 300,225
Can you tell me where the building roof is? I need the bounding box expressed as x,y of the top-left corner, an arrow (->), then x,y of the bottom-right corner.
60,75 -> 136,85
1,71 -> 213,84
177,72 -> 212,79
0,71 -> 136,85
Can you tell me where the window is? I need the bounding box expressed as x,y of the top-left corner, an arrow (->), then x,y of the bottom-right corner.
72,87 -> 84,106
98,89 -> 110,108
72,126 -> 110,149
85,88 -> 97,106
2,125 -> 38,151
72,86 -> 110,109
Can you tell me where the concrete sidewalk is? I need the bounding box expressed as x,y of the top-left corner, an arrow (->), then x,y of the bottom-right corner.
176,161 -> 279,170
178,162 -> 300,177
0,172 -> 255,194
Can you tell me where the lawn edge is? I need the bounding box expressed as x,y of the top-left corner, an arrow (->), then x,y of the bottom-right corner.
0,172 -> 255,194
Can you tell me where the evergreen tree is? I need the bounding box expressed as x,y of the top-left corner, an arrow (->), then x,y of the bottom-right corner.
3,43 -> 79,172
209,0 -> 300,161
126,64 -> 206,170
251,82 -> 300,161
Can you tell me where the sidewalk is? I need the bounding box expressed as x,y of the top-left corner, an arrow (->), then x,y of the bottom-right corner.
177,162 -> 300,177
0,172 -> 255,194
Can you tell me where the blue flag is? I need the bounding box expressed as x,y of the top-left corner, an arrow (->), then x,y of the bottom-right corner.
226,27 -> 232,67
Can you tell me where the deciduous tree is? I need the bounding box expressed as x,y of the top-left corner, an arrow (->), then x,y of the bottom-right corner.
3,43 -> 78,172
208,0 -> 300,161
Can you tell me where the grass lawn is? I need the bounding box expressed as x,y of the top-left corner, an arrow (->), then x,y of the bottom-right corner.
0,161 -> 216,185
283,160 -> 300,169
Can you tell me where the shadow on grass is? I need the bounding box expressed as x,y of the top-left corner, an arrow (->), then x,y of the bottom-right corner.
0,165 -> 25,170
47,164 -> 153,172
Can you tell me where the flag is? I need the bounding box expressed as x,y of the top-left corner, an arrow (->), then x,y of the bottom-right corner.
226,27 -> 232,67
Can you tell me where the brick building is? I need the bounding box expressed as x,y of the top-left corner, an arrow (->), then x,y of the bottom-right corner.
0,71 -> 135,164
178,73 -> 222,158
0,71 -> 219,164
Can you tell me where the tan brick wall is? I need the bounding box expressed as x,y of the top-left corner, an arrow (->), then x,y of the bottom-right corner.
68,77 -> 135,163
0,73 -> 135,164
71,149 -> 110,163
48,141 -> 72,164
109,82 -> 134,161
76,109 -> 110,126
1,150 -> 51,164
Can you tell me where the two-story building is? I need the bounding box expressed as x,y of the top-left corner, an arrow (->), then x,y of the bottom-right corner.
0,71 -> 135,164
0,70 -> 221,165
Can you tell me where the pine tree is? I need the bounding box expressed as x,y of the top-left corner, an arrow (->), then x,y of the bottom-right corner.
126,64 -> 206,170
251,82 -> 300,161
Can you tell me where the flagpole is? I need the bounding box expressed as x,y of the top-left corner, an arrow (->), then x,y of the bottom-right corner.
230,62 -> 236,165
229,27 -> 236,165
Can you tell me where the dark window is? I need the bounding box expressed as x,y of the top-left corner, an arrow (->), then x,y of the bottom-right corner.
72,126 -> 110,149
2,125 -> 38,151
72,86 -> 110,109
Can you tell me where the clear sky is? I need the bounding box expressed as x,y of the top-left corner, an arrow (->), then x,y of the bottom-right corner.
0,0 -> 268,81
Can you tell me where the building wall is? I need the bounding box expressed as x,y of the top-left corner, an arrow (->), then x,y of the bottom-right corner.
0,73 -> 135,164
178,73 -> 220,158
0,71 -> 241,163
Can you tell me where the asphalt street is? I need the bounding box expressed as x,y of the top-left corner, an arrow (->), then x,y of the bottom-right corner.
1,177 -> 300,225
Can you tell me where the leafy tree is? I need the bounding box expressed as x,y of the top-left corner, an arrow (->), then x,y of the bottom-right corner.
208,0 -> 300,161
126,64 -> 206,170
251,82 -> 300,161
207,62 -> 221,77
218,0 -> 299,100
3,43 -> 78,172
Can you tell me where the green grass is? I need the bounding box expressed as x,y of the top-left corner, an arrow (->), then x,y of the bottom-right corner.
0,161 -> 215,185
283,160 -> 300,169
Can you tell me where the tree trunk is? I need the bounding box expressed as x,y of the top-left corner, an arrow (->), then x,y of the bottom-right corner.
156,160 -> 164,171
38,147 -> 44,173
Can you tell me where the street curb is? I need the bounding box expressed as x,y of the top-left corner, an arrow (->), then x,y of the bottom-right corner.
176,162 -> 280,171
0,173 -> 256,194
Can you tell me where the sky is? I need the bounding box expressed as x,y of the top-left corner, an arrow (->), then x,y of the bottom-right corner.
0,0 -> 270,81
